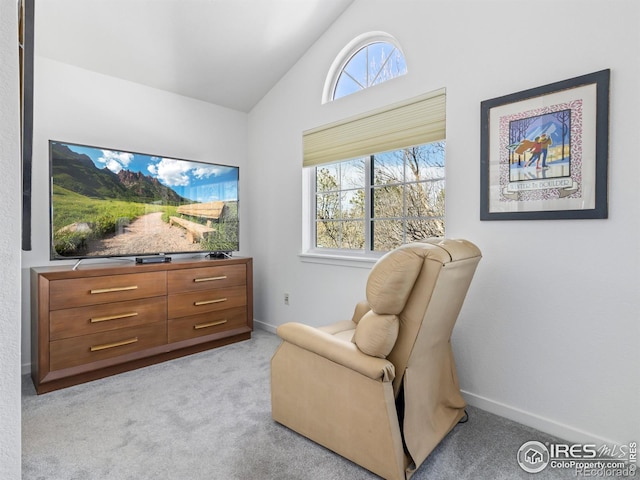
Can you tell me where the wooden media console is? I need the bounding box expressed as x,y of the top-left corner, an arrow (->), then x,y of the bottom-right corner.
31,256 -> 253,394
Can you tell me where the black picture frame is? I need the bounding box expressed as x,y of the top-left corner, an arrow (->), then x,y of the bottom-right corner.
480,69 -> 610,220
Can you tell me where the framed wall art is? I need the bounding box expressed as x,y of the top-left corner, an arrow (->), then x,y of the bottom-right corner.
480,69 -> 610,220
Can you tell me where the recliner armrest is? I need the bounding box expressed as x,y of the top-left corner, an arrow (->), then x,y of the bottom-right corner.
276,322 -> 396,382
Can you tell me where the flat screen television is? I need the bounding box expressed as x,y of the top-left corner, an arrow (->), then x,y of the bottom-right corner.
49,140 -> 239,261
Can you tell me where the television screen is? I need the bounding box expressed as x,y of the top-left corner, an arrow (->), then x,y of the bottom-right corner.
49,140 -> 239,260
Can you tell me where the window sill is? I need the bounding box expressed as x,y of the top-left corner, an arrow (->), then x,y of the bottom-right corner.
299,251 -> 380,269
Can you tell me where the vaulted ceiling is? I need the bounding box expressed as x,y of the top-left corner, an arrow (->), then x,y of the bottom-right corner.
35,0 -> 355,112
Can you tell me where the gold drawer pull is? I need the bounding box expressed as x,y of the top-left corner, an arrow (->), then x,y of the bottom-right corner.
193,319 -> 227,330
90,312 -> 139,323
194,275 -> 227,283
90,285 -> 138,294
90,337 -> 138,352
194,298 -> 227,306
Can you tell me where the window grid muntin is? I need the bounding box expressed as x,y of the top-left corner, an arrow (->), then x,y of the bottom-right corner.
332,41 -> 407,101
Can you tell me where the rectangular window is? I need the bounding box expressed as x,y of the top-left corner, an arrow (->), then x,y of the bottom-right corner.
304,89 -> 446,257
313,141 -> 445,253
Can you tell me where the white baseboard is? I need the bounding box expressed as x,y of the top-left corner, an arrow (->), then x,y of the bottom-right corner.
253,319 -> 277,334
461,389 -> 620,446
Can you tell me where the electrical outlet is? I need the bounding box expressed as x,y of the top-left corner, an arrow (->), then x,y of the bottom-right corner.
284,293 -> 290,305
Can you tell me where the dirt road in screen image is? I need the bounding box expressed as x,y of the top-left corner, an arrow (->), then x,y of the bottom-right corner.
86,211 -> 204,256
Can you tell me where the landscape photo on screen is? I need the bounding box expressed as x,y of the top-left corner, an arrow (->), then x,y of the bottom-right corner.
50,141 -> 239,259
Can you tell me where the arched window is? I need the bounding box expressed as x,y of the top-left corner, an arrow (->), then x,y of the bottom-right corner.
323,32 -> 407,103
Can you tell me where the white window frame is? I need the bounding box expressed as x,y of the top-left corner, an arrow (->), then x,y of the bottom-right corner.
306,30 -> 443,266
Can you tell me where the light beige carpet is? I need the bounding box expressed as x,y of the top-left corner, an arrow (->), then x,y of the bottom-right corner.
22,329 -> 569,479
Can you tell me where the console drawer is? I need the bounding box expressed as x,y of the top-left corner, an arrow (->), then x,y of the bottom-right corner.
50,322 -> 167,371
168,306 -> 247,343
50,297 -> 167,341
49,271 -> 167,310
168,264 -> 246,294
168,285 -> 246,319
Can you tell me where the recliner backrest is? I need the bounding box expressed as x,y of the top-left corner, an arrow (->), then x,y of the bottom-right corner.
365,239 -> 481,397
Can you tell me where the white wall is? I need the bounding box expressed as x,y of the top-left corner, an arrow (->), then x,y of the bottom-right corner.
247,0 -> 640,445
21,56 -> 249,369
0,0 -> 22,476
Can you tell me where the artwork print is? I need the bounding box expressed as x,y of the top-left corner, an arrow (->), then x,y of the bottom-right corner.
505,106 -> 578,197
480,70 -> 609,220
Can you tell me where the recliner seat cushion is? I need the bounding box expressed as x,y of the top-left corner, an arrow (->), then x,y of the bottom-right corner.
319,320 -> 356,343
352,311 -> 399,358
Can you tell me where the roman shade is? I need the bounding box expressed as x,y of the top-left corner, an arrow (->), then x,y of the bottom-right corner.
303,88 -> 446,168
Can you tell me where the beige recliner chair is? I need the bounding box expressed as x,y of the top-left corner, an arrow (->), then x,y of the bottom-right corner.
271,238 -> 481,480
